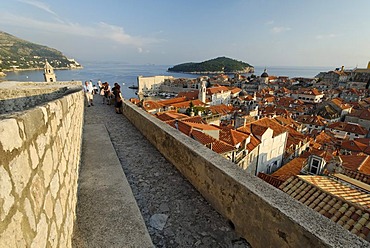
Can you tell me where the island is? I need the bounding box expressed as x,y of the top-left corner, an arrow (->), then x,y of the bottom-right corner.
168,56 -> 254,74
0,31 -> 82,73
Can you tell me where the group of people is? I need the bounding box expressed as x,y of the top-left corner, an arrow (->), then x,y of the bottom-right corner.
83,80 -> 124,113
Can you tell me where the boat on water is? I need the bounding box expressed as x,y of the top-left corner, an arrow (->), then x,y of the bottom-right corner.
128,84 -> 138,89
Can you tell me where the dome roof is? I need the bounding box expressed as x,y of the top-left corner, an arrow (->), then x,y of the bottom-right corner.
261,69 -> 269,78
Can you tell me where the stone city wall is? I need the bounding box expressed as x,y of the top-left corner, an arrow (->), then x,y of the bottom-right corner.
0,82 -> 84,247
0,81 -> 82,114
122,101 -> 368,248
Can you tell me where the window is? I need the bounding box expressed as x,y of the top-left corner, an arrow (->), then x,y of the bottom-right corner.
310,159 -> 320,175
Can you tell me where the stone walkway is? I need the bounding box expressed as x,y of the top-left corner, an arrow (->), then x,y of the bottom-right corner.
83,95 -> 250,248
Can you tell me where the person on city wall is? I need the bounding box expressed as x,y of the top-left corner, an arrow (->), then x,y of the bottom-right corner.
83,81 -> 94,107
114,85 -> 124,114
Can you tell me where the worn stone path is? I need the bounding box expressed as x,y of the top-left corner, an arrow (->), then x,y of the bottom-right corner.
84,95 -> 250,248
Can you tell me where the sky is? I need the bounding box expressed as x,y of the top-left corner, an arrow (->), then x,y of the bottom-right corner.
1,0 -> 370,68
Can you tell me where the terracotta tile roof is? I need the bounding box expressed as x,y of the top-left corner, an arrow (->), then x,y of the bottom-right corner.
129,98 -> 140,104
355,138 -> 370,146
182,116 -> 205,124
237,117 -> 288,138
191,130 -> 235,154
280,175 -> 370,241
246,135 -> 260,152
272,157 -> 307,181
208,104 -> 234,115
183,121 -> 220,131
171,99 -> 204,109
331,98 -> 352,110
219,127 -> 249,147
257,172 -> 285,188
158,96 -> 187,105
207,86 -> 230,95
142,100 -> 164,111
340,155 -> 370,175
191,129 -> 214,145
348,109 -> 370,121
156,111 -> 189,122
167,120 -> 193,136
328,122 -> 368,135
341,167 -> 370,185
296,115 -> 327,126
229,87 -> 242,94
341,140 -> 368,153
177,90 -> 199,100
274,116 -> 301,129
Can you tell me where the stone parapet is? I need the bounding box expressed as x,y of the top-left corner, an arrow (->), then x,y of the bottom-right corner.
0,81 -> 82,114
0,82 -> 84,247
122,100 -> 369,248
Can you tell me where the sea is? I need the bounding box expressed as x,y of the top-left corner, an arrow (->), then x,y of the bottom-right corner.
1,61 -> 333,100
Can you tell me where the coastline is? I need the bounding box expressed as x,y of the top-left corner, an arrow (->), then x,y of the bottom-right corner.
2,66 -> 83,72
167,69 -> 255,75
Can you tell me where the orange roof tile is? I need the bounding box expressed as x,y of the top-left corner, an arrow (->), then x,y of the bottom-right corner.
280,175 -> 370,241
341,140 -> 368,153
219,127 -> 249,147
272,157 -> 307,181
340,155 -> 370,175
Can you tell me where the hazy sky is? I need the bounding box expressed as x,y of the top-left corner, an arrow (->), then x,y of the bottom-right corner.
1,0 -> 369,67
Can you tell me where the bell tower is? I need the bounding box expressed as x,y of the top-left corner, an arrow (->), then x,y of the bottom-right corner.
43,59 -> 56,82
198,80 -> 206,103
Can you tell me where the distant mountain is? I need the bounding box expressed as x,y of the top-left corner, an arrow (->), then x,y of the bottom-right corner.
168,56 -> 254,74
0,31 -> 82,71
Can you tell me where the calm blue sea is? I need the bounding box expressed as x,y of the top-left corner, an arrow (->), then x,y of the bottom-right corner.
1,61 -> 333,99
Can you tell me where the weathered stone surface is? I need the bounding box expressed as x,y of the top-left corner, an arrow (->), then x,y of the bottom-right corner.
150,214 -> 168,231
30,173 -> 45,217
0,118 -> 23,151
39,106 -> 48,125
0,83 -> 83,248
0,166 -> 14,221
0,211 -> 26,248
48,220 -> 58,248
31,213 -> 48,248
43,191 -> 54,220
24,197 -> 36,231
50,173 -> 60,199
29,143 -> 39,169
36,133 -> 48,160
9,150 -> 32,196
42,148 -> 53,187
54,199 -> 63,227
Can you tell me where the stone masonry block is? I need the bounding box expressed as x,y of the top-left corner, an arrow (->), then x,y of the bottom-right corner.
29,173 -> 45,217
9,150 -> 32,196
0,211 -> 26,248
29,143 -> 39,170
0,119 -> 23,152
54,199 -> 63,227
43,191 -> 54,220
50,173 -> 60,199
31,213 -> 48,248
0,166 -> 14,221
48,220 -> 58,248
20,107 -> 44,141
24,197 -> 36,231
42,148 -> 53,188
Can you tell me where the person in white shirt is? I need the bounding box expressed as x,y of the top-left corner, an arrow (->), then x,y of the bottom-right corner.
83,81 -> 94,107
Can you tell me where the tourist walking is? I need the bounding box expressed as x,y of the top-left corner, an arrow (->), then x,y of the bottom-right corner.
102,82 -> 111,105
114,85 -> 124,114
83,81 -> 94,107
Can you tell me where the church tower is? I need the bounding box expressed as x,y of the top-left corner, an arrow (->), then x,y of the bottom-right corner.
260,68 -> 269,84
198,80 -> 207,103
43,59 -> 56,82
